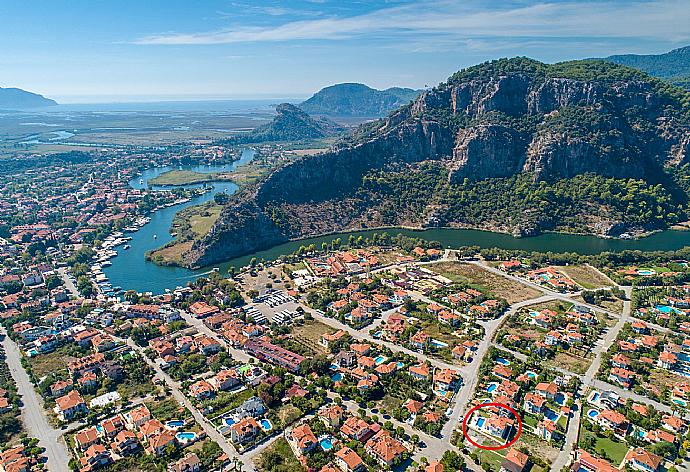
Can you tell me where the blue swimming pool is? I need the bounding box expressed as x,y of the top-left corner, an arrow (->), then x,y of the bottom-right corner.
166,420 -> 184,429
431,339 -> 449,348
375,355 -> 386,364
476,417 -> 486,428
176,432 -> 197,442
587,409 -> 599,419
590,392 -> 600,402
496,357 -> 511,365
656,305 -> 680,314
320,437 -> 334,450
487,383 -> 498,393
544,409 -> 558,421
397,361 -> 404,368
260,419 -> 273,431
331,373 -> 342,381
224,417 -> 235,426
526,371 -> 537,379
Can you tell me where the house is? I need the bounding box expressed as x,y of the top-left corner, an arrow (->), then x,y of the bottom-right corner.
335,446 -> 365,472
54,390 -> 88,421
100,415 -> 124,438
493,365 -> 513,380
148,430 -> 177,456
111,430 -> 139,455
189,380 -> 215,400
535,382 -> 558,401
658,351 -> 678,370
168,453 -> 201,472
608,367 -> 634,388
321,329 -> 347,348
287,423 -> 318,455
409,363 -> 430,381
50,379 -> 73,397
341,416 -> 376,442
233,396 -> 266,419
124,404 -> 151,429
79,444 -> 111,471
140,419 -> 166,441
433,368 -> 460,392
523,393 -> 546,414
596,409 -> 630,436
365,429 -> 407,467
229,417 -> 260,444
244,339 -> 305,373
335,350 -> 356,367
500,447 -> 529,472
410,331 -> 430,351
535,419 -> 558,441
320,404 -> 344,427
573,449 -> 619,472
75,427 -> 100,451
484,414 -> 514,439
625,448 -> 662,472
404,399 -> 424,416
661,414 -> 687,434
210,369 -> 241,391
188,301 -> 220,318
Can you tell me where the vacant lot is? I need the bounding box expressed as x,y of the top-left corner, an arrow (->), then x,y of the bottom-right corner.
429,262 -> 541,304
291,320 -> 335,354
547,351 -> 592,375
557,265 -> 614,289
29,350 -> 77,378
256,437 -> 305,472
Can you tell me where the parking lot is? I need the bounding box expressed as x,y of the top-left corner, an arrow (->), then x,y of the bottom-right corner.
245,289 -> 302,324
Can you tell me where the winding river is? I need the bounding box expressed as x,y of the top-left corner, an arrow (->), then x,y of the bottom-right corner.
106,150 -> 690,294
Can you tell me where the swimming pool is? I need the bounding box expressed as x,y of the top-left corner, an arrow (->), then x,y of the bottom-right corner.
637,269 -> 656,276
487,383 -> 498,393
589,391 -> 600,403
166,420 -> 184,429
673,398 -> 687,407
587,409 -> 599,419
331,373 -> 342,381
431,339 -> 449,348
544,409 -> 559,421
176,431 -> 197,443
496,357 -> 511,366
656,304 -> 681,314
525,371 -> 537,379
223,417 -> 235,426
476,417 -> 486,428
320,437 -> 334,450
260,419 -> 273,431
375,355 -> 386,365
397,361 -> 404,368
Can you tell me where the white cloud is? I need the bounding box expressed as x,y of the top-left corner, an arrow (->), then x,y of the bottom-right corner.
134,0 -> 690,46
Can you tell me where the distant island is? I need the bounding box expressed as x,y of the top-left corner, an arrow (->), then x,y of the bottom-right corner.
602,45 -> 690,89
0,86 -> 57,109
299,82 -> 420,116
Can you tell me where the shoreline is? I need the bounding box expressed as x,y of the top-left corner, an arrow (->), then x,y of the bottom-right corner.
151,223 -> 668,270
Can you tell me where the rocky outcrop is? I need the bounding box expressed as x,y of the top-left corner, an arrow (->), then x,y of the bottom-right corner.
185,58 -> 690,267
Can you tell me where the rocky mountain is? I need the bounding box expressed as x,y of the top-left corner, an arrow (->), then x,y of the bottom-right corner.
185,58 -> 690,267
222,103 -> 344,143
603,46 -> 690,89
300,83 -> 420,116
0,87 -> 57,109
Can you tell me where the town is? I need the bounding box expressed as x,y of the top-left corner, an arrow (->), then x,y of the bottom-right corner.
0,146 -> 688,472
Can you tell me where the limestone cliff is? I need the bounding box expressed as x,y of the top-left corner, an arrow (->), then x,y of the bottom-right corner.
185,58 -> 690,267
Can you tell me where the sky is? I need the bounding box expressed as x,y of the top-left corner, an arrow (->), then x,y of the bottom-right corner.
1,0 -> 689,103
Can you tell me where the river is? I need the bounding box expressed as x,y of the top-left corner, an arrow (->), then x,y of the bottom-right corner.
106,152 -> 690,294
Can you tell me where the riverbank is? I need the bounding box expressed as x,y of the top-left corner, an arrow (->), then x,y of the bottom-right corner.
148,169 -> 234,186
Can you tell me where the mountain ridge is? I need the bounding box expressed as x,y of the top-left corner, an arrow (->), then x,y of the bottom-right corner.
0,87 -> 57,109
185,57 -> 690,268
602,45 -> 690,89
299,82 -> 420,117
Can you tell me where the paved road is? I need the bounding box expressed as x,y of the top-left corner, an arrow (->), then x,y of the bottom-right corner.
116,336 -> 246,470
1,329 -> 71,472
57,267 -> 80,298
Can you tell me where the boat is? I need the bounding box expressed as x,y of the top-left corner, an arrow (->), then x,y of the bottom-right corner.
123,245 -> 131,250
139,179 -> 144,184
153,234 -> 157,239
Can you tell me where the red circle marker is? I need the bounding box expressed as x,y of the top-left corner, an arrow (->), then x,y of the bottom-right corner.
461,402 -> 523,451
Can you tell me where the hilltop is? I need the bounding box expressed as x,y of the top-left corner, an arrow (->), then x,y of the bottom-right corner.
0,87 -> 57,109
300,83 -> 420,116
603,46 -> 690,89
185,58 -> 690,267
220,103 -> 344,144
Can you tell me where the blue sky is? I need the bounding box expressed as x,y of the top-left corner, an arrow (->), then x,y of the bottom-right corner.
1,0 -> 689,102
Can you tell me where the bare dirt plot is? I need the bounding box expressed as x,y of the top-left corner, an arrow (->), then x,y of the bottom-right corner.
648,368 -> 688,391
547,351 -> 592,375
557,265 -> 615,289
429,262 -> 541,304
572,294 -> 624,314
29,350 -> 77,378
291,320 -> 335,354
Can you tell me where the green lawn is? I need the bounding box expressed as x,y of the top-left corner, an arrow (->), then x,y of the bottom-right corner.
580,429 -> 629,466
478,449 -> 507,471
256,437 -> 305,472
